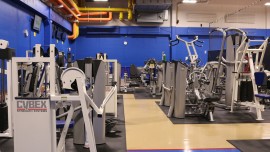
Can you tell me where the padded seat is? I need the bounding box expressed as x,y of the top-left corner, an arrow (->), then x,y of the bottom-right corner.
255,94 -> 270,99
56,120 -> 74,129
129,82 -> 140,87
204,96 -> 220,103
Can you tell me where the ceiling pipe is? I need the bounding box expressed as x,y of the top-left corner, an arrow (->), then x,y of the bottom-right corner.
78,0 -> 133,20
55,0 -> 79,20
79,7 -> 132,20
68,22 -> 79,40
78,12 -> 112,22
119,12 -> 124,20
49,0 -> 113,40
78,7 -> 129,13
80,12 -> 108,16
64,0 -> 81,15
48,0 -> 131,40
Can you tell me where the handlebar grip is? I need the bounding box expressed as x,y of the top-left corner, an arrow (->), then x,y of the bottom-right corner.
170,39 -> 180,46
170,39 -> 178,43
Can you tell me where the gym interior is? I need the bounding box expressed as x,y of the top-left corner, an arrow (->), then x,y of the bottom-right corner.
1,0 -> 270,152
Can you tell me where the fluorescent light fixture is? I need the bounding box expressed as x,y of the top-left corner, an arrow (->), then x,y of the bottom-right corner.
182,0 -> 197,3
93,0 -> 108,1
265,2 -> 270,6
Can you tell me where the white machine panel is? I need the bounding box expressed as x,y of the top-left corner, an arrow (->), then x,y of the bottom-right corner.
14,98 -> 55,152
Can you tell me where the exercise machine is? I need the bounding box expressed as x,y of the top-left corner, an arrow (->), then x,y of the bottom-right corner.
11,44 -> 112,152
162,35 -> 217,121
142,58 -> 159,97
72,57 -> 117,146
210,27 -> 269,120
0,39 -> 14,138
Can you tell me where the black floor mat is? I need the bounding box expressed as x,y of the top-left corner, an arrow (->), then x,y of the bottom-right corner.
156,101 -> 270,124
134,87 -> 162,99
0,95 -> 127,152
228,139 -> 270,152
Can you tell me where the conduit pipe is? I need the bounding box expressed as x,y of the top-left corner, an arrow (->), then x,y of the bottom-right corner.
78,0 -> 133,20
50,0 -> 112,40
67,11 -> 111,40
80,12 -> 108,16
68,22 -> 79,40
64,0 -> 81,15
50,0 -> 132,39
55,0 -> 79,20
79,8 -> 132,20
78,12 -> 112,22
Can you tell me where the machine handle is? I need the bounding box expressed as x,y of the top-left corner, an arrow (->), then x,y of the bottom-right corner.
169,39 -> 180,46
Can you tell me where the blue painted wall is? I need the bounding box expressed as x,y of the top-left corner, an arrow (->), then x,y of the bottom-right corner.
76,35 -> 170,67
0,0 -> 44,57
76,27 -> 269,67
0,0 -> 269,68
0,0 -> 74,90
0,0 -> 74,57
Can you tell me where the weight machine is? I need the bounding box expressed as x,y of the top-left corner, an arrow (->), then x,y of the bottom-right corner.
161,36 -> 216,121
231,35 -> 268,120
142,58 -> 160,97
210,27 -> 269,120
11,44 -> 112,152
0,39 -> 14,138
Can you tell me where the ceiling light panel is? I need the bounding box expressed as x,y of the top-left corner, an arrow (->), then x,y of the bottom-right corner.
182,0 -> 197,3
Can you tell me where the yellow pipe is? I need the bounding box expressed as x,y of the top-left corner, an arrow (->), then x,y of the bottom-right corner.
119,12 -> 123,21
68,22 -> 79,40
128,9 -> 132,20
75,23 -> 79,38
79,7 -> 129,12
78,0 -> 133,20
78,12 -> 112,22
79,7 -> 132,20
128,0 -> 132,8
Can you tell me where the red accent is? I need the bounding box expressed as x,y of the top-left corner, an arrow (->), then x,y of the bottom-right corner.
28,108 -> 47,110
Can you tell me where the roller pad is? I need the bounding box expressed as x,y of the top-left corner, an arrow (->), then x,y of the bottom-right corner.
0,48 -> 15,60
255,94 -> 270,99
56,120 -> 74,129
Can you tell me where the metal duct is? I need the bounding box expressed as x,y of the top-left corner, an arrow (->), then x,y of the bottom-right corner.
135,0 -> 172,12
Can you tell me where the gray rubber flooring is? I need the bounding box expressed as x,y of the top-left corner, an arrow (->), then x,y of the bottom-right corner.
0,95 -> 126,152
228,139 -> 270,152
156,101 -> 270,124
134,87 -> 162,99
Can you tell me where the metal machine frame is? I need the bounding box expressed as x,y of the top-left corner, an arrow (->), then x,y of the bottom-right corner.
210,27 -> 269,120
104,59 -> 118,117
0,50 -> 13,138
11,44 -> 114,152
231,37 -> 268,120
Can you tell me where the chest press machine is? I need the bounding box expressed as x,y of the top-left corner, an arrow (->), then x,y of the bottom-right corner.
11,44 -> 111,152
